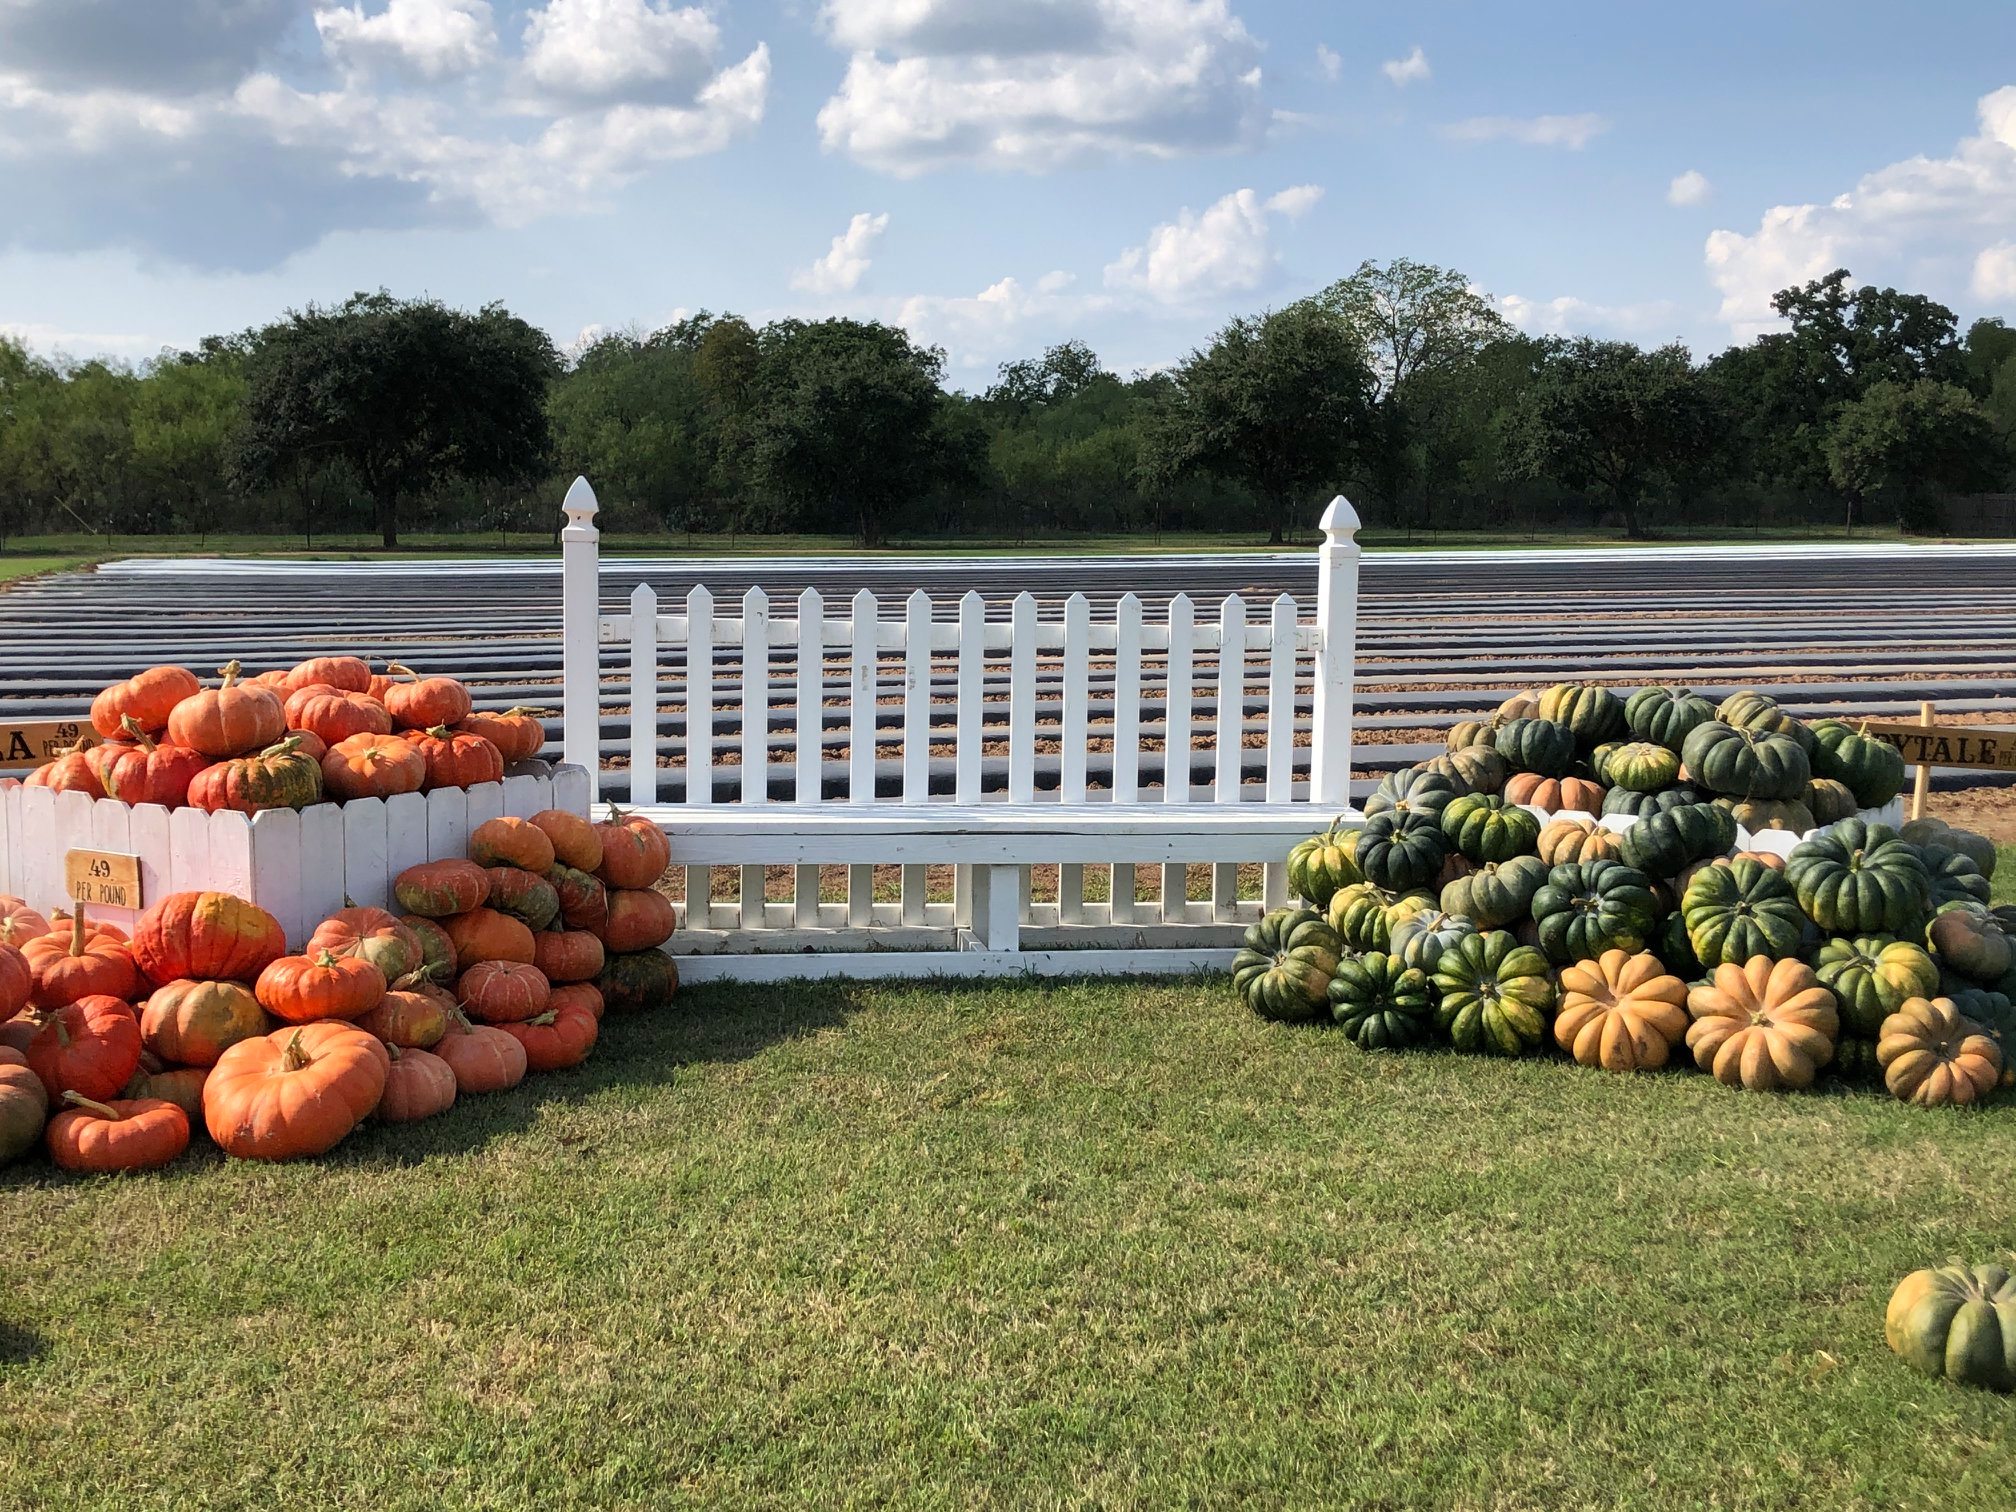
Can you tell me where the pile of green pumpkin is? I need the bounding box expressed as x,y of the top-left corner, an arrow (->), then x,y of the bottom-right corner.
1235,681 -> 2016,1104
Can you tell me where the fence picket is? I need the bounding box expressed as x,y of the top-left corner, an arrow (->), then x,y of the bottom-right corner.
1112,593 -> 1142,802
629,582 -> 659,806
955,591 -> 984,804
383,791 -> 430,883
1009,592 -> 1037,803
688,585 -> 715,806
688,865 -> 713,929
88,799 -> 138,937
739,864 -> 765,930
299,802 -> 348,926
1215,594 -> 1247,804
1164,593 -> 1194,804
903,590 -> 930,804
1061,593 -> 1090,805
742,587 -> 769,806
343,799 -> 391,914
128,803 -> 172,919
249,808 -> 305,947
1266,594 -> 1297,803
850,588 -> 876,804
167,806 -> 211,898
796,588 -> 823,804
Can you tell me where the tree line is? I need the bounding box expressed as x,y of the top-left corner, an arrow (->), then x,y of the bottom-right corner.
1,264 -> 2012,548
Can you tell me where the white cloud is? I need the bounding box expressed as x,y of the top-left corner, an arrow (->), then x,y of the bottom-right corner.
314,0 -> 497,80
815,0 -> 1267,174
894,274 -> 1117,369
1381,46 -> 1429,87
1497,292 -> 1681,338
521,0 -> 722,103
1667,168 -> 1711,207
1444,113 -> 1608,150
1315,43 -> 1341,83
1974,242 -> 2016,301
1705,85 -> 2016,334
0,321 -> 160,359
792,210 -> 890,294
1103,184 -> 1321,304
1036,269 -> 1075,293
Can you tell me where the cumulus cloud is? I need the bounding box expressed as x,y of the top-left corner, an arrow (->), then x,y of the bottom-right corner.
1381,47 -> 1429,87
1973,242 -> 2016,301
1103,184 -> 1322,304
314,0 -> 497,80
895,274 -> 1119,370
0,0 -> 295,93
815,0 -> 1267,174
1443,113 -> 1607,149
1496,292 -> 1681,338
792,211 -> 890,294
1668,169 -> 1711,207
1705,84 -> 2016,334
521,0 -> 722,104
1315,43 -> 1341,83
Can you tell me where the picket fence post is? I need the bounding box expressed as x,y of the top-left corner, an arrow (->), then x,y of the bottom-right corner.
1309,494 -> 1361,810
560,476 -> 602,802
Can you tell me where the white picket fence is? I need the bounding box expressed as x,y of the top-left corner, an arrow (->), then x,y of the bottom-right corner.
0,767 -> 591,949
560,480 -> 1360,980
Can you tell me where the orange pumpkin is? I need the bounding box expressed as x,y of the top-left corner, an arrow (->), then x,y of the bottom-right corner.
399,914 -> 458,980
434,1010 -> 527,1094
547,864 -> 609,933
284,684 -> 392,746
320,732 -> 425,801
548,982 -> 604,1023
24,910 -> 144,1008
410,725 -> 503,791
89,664 -> 201,738
458,960 -> 549,1024
306,908 -> 425,983
394,859 -> 490,918
500,1000 -> 598,1072
382,662 -> 474,730
0,1055 -> 48,1164
254,949 -> 386,1024
1535,815 -> 1623,866
354,978 -> 451,1049
532,809 -> 602,873
283,656 -> 373,695
0,942 -> 29,1019
1685,957 -> 1840,1092
184,735 -> 325,815
132,891 -> 287,986
122,1061 -> 211,1120
24,743 -> 105,798
601,889 -> 676,953
0,897 -> 51,951
534,929 -> 604,984
455,708 -> 545,764
46,1092 -> 190,1172
377,1044 -> 457,1122
140,979 -> 272,1067
1878,997 -> 2004,1108
470,816 -> 556,873
166,661 -> 287,758
1503,772 -> 1607,815
204,1023 -> 388,1160
1554,949 -> 1690,1073
24,995 -> 143,1101
594,805 -> 670,889
443,908 -> 536,967
87,719 -> 211,808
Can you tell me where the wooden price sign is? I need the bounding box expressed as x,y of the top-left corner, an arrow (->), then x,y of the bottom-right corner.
65,849 -> 143,910
0,719 -> 93,771
1858,703 -> 2016,821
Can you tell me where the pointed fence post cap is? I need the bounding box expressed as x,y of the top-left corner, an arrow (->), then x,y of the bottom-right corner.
1319,494 -> 1360,539
563,475 -> 599,525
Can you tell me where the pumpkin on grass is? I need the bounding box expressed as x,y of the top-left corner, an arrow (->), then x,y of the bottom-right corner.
186,735 -> 324,814
1927,907 -> 2014,985
133,891 -> 287,986
0,1057 -> 48,1165
434,1009 -> 527,1093
1555,950 -> 1689,1072
410,725 -> 504,791
1814,936 -> 1939,1038
89,719 -> 210,807
602,888 -> 677,953
1685,957 -> 1839,1091
254,949 -> 386,1024
458,960 -> 550,1024
1877,997 -> 2002,1107
531,809 -> 602,873
307,907 -> 425,982
90,665 -> 201,738
455,708 -> 545,763
140,979 -> 271,1067
1432,931 -> 1556,1056
1886,1263 -> 2016,1391
283,684 -> 391,746
500,1001 -> 599,1071
595,950 -> 679,1013
25,995 -> 143,1101
354,973 -> 452,1048
25,909 -> 143,1008
594,805 -> 671,889
204,1023 -> 387,1160
122,1060 -> 210,1120
377,1044 -> 457,1122
166,661 -> 286,757
549,982 -> 605,1022
395,858 -> 491,917
46,1092 -> 189,1172
443,908 -> 536,967
1327,952 -> 1433,1049
320,733 -> 425,801
381,662 -> 474,730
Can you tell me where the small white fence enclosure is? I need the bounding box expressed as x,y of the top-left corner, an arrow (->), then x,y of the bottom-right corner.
560,479 -> 1360,981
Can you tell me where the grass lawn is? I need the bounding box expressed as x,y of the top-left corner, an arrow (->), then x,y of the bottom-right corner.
8,967 -> 2016,1510
1996,846 -> 2015,905
0,554 -> 86,584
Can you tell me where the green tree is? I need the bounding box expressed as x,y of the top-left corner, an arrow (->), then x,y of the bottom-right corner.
130,349 -> 247,533
235,291 -> 560,547
1823,379 -> 2006,531
1507,340 -> 1721,539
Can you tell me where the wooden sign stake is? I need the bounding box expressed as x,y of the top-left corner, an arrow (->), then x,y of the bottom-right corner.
1911,701 -> 1933,823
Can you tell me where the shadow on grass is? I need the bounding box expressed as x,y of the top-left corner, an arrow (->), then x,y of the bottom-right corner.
0,1319 -> 46,1368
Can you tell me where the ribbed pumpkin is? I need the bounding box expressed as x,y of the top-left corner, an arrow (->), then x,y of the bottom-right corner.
1602,742 -> 1682,794
1886,1263 -> 2016,1392
1432,931 -> 1556,1056
1923,845 -> 1992,910
594,949 -> 679,1013
1445,719 -> 1499,752
433,1009 -> 527,1093
1419,746 -> 1509,796
381,662 -> 474,730
533,929 -> 605,984
353,975 -> 452,1049
399,915 -> 458,980
1530,861 -> 1659,965
443,908 -> 536,967
132,892 -> 287,987
1493,717 -> 1576,779
1928,906 -> 2014,985
1386,908 -> 1478,974
1536,683 -> 1625,749
546,864 -> 610,933
166,661 -> 286,757
602,888 -> 677,953
1801,778 -> 1861,827
1501,773 -> 1606,816
1814,935 -> 1939,1038
254,950 -> 386,1024
531,809 -> 602,873
1680,858 -> 1805,968
90,664 -> 201,738
1714,796 -> 1816,836
283,684 -> 392,746
1286,821 -> 1364,909
24,911 -> 144,1008
394,859 -> 491,917
88,720 -> 211,807
24,742 -> 104,798
1231,909 -> 1340,1023
1365,766 -> 1464,821
1536,816 -> 1623,867
1440,793 -> 1541,865
1326,882 -> 1403,952
140,979 -> 271,1067
307,907 -> 426,983
455,708 -> 545,764
1438,855 -> 1548,931
320,733 -> 426,801
485,868 -> 562,932
1785,819 -> 1931,936
1716,690 -> 1817,754
1352,808 -> 1451,891
377,1044 -> 457,1123
1684,957 -> 1838,1091
1326,951 -> 1433,1049
550,983 -> 605,1022
1682,722 -> 1811,801
1946,989 -> 2016,1086
122,1059 -> 211,1120
46,1092 -> 190,1172
471,816 -> 557,873
459,960 -> 550,1025
499,1001 -> 599,1071
1877,996 -> 2002,1107
204,1022 -> 387,1160
0,1057 -> 49,1165
0,898 -> 51,952
0,943 -> 28,1019
1602,785 -> 1704,819
1617,801 -> 1737,879
410,725 -> 504,791
1624,685 -> 1716,752
594,806 -> 672,889
1554,949 -> 1689,1072
24,995 -> 143,1101
1901,818 -> 1996,878
186,736 -> 324,815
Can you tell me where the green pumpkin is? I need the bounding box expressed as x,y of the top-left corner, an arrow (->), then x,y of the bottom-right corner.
1365,765 -> 1464,820
1786,819 -> 1931,936
1493,717 -> 1577,779
1716,690 -> 1817,754
594,948 -> 680,1013
1713,795 -> 1817,837
1831,1035 -> 1880,1079
1440,793 -> 1542,865
1432,931 -> 1557,1055
1587,741 -> 1624,785
1900,818 -> 1996,878
1387,908 -> 1479,973
1625,685 -> 1717,752
1605,742 -> 1682,794
1420,746 -> 1509,797
1602,785 -> 1704,819
1927,906 -> 2015,985
1446,720 -> 1498,752
1682,722 -> 1812,801
1439,855 -> 1549,930
1680,858 -> 1806,968
1286,821 -> 1364,910
1352,808 -> 1450,892
1231,909 -> 1342,1023
1886,1263 -> 2016,1392
1617,802 -> 1738,879
1801,778 -> 1860,827
1921,844 -> 1991,910
1948,990 -> 2016,1086
1536,683 -> 1626,750
1657,909 -> 1703,979
1812,934 -> 1939,1037
1327,951 -> 1434,1049
1809,719 -> 1908,808
1326,882 -> 1431,953
1530,860 -> 1660,965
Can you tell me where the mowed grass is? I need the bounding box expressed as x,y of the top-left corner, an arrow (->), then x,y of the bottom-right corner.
0,554 -> 85,583
7,968 -> 2016,1511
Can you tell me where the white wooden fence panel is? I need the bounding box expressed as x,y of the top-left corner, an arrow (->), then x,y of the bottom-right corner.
902,590 -> 930,805
1112,593 -> 1142,804
796,588 -> 822,805
128,804 -> 173,924
87,797 -> 138,937
742,587 -> 770,806
1009,593 -> 1036,804
343,799 -> 390,912
850,588 -> 876,804
298,801 -> 348,927
53,790 -> 95,914
464,780 -> 506,837
955,591 -> 984,804
384,790 -> 431,883
629,583 -> 659,807
249,808 -> 304,946
1061,592 -> 1090,806
688,584 -> 715,807
426,784 -> 470,868
167,806 -> 212,896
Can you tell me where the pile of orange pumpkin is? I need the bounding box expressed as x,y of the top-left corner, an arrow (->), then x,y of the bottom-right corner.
20,655 -> 548,814
0,808 -> 679,1171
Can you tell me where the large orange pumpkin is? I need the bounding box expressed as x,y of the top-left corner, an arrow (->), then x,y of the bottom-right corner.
547,865 -> 609,933
0,942 -> 29,1019
382,663 -> 474,730
24,910 -> 144,1008
601,889 -> 676,953
443,908 -> 536,967
185,736 -> 325,815
434,1010 -> 527,1094
89,665 -> 201,738
1685,957 -> 1840,1092
410,725 -> 503,791
455,709 -> 545,764
394,859 -> 490,917
87,720 -> 211,808
204,1022 -> 388,1160
532,809 -> 602,873
0,897 -> 51,951
140,979 -> 272,1067
46,1092 -> 190,1172
1503,773 -> 1607,815
458,960 -> 549,1024
24,995 -> 143,1101
377,1044 -> 457,1122
500,1001 -> 598,1071
320,732 -> 425,801
24,743 -> 105,798
534,929 -> 604,984
284,684 -> 392,746
254,950 -> 386,1024
470,816 -> 555,873
132,891 -> 287,987
1554,949 -> 1689,1073
594,806 -> 670,889
283,656 -> 373,695
306,907 -> 425,983
166,661 -> 287,758
0,1057 -> 48,1164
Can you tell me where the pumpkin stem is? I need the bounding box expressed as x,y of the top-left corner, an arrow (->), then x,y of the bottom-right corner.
68,905 -> 87,958
385,1043 -> 404,1062
313,948 -> 343,968
425,724 -> 454,739
61,1090 -> 123,1119
524,1011 -> 557,1027
118,714 -> 158,753
259,735 -> 305,759
216,659 -> 242,690
281,1029 -> 310,1071
385,661 -> 419,683
502,706 -> 551,718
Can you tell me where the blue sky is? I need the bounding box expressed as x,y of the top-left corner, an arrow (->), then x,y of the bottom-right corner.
3,0 -> 2014,385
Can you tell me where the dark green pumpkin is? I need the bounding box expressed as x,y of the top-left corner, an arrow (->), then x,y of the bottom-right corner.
1617,802 -> 1738,879
1900,818 -> 1996,878
1327,951 -> 1434,1049
1440,855 -> 1549,930
1432,931 -> 1556,1055
1285,821 -> 1364,910
1625,685 -> 1717,752
1365,765 -> 1464,821
1536,683 -> 1625,750
1801,777 -> 1860,827
1446,720 -> 1498,752
1387,908 -> 1479,974
1831,1035 -> 1880,1079
1809,719 -> 1907,808
1530,860 -> 1660,964
1602,785 -> 1704,819
1713,795 -> 1817,836
1812,934 -> 1938,1037
1885,1263 -> 2016,1391
1352,808 -> 1450,892
1682,721 -> 1812,801
1493,717 -> 1577,779
1717,690 -> 1817,754
1231,909 -> 1342,1023
1440,793 -> 1542,865
1326,882 -> 1429,954
594,948 -> 679,1013
1785,819 -> 1931,936
1921,843 -> 1991,910
1948,989 -> 2016,1086
1657,909 -> 1704,979
1419,746 -> 1508,796
1680,857 -> 1805,967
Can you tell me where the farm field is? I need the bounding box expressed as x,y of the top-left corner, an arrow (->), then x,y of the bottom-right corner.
8,962 -> 2016,1511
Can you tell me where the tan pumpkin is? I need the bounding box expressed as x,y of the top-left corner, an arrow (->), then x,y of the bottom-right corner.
1554,949 -> 1689,1072
531,809 -> 602,873
377,1044 -> 457,1123
1536,816 -> 1622,866
1878,997 -> 2004,1108
1503,772 -> 1606,815
1685,957 -> 1839,1091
